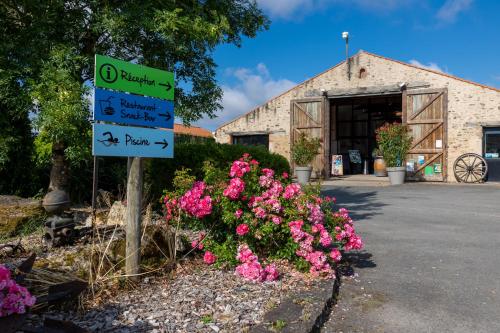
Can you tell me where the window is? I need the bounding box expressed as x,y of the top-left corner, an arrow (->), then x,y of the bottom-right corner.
232,134 -> 269,149
484,127 -> 500,159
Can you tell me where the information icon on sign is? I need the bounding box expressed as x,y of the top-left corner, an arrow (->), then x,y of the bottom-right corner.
99,63 -> 118,83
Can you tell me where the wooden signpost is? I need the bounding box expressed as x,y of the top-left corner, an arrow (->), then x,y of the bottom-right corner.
92,55 -> 174,281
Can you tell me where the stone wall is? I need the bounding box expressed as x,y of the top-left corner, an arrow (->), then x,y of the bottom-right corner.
215,51 -> 500,181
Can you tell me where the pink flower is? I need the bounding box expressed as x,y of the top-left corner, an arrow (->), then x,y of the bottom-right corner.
259,175 -> 273,188
319,230 -> 332,247
191,240 -> 204,250
253,206 -> 267,219
179,182 -> 212,218
264,264 -> 279,281
236,244 -> 258,263
283,183 -> 302,199
203,251 -> 217,265
345,234 -> 364,251
230,160 -> 251,178
282,172 -> 289,179
236,261 -> 264,281
234,209 -> 243,218
271,216 -> 282,225
261,168 -> 275,178
330,248 -> 342,263
0,264 -> 36,317
223,177 -> 245,200
236,223 -> 250,236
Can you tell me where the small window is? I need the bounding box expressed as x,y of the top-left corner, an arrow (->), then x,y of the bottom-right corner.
232,134 -> 269,149
359,68 -> 367,79
484,127 -> 500,159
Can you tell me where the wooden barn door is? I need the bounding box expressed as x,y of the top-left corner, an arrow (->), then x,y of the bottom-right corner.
403,88 -> 447,181
290,98 -> 329,178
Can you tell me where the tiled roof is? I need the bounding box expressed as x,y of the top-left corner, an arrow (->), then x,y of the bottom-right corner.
174,123 -> 213,138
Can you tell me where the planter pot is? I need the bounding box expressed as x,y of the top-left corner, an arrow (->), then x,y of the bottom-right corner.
386,166 -> 406,185
373,156 -> 387,177
295,166 -> 312,185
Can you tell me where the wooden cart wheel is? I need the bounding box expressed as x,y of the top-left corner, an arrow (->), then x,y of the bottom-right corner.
453,153 -> 488,183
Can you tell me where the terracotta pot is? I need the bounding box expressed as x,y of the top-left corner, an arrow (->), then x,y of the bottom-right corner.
373,156 -> 387,177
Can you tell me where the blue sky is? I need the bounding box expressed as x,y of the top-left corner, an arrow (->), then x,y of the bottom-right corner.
195,0 -> 500,131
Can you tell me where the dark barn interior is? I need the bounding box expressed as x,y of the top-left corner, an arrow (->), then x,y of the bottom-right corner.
330,94 -> 402,174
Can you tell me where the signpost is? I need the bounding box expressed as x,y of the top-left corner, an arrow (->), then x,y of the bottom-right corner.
93,123 -> 173,158
92,55 -> 174,281
94,88 -> 174,128
95,54 -> 174,100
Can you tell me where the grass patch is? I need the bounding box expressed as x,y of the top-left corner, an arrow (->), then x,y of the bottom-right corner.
271,319 -> 286,331
201,314 -> 213,324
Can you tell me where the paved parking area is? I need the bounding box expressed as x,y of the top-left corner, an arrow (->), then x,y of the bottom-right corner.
321,184 -> 500,333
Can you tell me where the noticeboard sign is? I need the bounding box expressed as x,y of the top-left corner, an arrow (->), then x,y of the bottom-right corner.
92,123 -> 173,158
93,88 -> 174,129
94,54 -> 174,100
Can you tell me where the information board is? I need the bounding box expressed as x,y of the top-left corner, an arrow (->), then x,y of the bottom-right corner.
93,88 -> 174,128
93,123 -> 173,158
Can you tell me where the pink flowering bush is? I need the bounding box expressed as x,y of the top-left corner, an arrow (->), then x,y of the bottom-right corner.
0,265 -> 36,317
163,154 -> 363,282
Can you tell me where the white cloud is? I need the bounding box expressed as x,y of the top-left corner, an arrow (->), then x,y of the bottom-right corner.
436,0 -> 473,23
408,59 -> 447,73
256,0 -> 413,19
255,0 -> 322,19
195,63 -> 296,131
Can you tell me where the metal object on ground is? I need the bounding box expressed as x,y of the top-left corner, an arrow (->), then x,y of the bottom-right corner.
43,215 -> 77,248
42,190 -> 71,214
453,153 -> 488,183
42,190 -> 76,247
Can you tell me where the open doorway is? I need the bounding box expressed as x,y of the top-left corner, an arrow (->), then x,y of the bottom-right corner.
330,94 -> 402,175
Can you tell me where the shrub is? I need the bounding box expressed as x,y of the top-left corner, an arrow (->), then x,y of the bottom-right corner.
147,142 -> 290,205
291,133 -> 321,167
375,123 -> 413,167
163,154 -> 363,282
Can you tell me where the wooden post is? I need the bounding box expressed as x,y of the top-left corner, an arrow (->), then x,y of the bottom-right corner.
125,157 -> 143,281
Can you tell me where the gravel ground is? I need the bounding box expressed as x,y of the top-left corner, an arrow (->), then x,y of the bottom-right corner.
30,260 -> 316,333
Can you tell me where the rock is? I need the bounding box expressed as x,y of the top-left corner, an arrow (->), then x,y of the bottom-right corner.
107,201 -> 126,225
210,324 -> 220,332
0,195 -> 45,237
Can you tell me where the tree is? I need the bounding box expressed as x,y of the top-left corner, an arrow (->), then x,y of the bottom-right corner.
0,0 -> 269,194
0,73 -> 35,196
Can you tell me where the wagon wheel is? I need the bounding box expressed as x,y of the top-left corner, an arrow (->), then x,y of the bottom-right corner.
453,153 -> 488,183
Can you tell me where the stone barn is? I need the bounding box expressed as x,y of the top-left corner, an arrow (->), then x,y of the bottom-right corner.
214,51 -> 500,182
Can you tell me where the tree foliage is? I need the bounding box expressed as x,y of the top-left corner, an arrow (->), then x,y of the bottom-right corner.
0,0 -> 269,195
0,0 -> 269,122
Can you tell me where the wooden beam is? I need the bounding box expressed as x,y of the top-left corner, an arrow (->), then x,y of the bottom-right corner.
407,119 -> 443,124
410,92 -> 443,120
295,126 -> 322,130
410,123 -> 443,149
409,148 -> 442,154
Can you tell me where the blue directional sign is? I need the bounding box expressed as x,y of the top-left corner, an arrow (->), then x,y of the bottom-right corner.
93,88 -> 174,129
92,123 -> 173,158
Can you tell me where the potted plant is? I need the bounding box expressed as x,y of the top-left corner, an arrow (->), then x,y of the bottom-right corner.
372,148 -> 387,177
375,123 -> 412,185
291,133 -> 321,185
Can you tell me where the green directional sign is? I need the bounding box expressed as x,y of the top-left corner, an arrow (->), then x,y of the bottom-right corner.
94,54 -> 174,100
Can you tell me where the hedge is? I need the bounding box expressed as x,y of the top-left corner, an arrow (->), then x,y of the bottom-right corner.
145,142 -> 290,203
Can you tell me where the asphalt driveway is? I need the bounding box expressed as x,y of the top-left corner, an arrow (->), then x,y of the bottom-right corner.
321,184 -> 500,333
